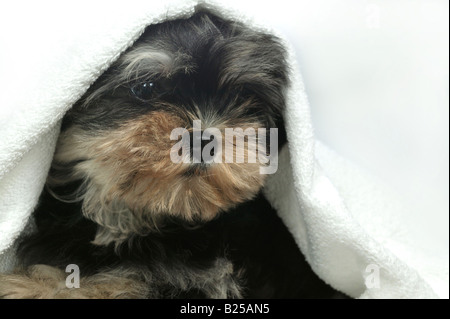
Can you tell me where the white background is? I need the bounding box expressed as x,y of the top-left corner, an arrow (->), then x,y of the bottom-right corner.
225,0 -> 449,252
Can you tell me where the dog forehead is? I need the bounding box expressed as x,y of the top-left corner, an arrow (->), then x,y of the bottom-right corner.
120,44 -> 195,79
118,14 -> 231,78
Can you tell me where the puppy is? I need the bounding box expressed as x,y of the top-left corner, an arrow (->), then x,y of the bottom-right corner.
0,9 -> 341,299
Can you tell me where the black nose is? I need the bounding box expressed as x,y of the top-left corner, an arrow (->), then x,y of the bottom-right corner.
189,131 -> 215,163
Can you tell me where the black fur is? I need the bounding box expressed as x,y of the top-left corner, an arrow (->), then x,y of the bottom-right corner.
18,186 -> 340,298
63,10 -> 287,133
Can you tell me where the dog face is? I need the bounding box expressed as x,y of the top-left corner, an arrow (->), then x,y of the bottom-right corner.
51,10 -> 288,245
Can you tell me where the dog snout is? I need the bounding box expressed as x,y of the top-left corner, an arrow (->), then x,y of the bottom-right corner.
189,130 -> 216,163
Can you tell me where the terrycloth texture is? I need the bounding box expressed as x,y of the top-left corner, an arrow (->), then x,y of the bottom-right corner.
0,0 -> 444,298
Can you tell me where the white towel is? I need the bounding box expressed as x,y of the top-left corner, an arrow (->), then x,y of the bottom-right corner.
0,0 -> 445,298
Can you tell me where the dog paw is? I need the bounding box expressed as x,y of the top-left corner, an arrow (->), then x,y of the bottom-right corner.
0,265 -> 67,299
0,264 -> 149,299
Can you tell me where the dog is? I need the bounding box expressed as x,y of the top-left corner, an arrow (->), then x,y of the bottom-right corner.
0,8 -> 342,299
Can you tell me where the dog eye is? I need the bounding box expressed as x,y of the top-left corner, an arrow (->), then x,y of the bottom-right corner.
131,82 -> 155,101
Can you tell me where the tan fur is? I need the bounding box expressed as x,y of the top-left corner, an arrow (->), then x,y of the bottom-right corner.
0,265 -> 148,299
0,259 -> 243,299
51,109 -> 267,245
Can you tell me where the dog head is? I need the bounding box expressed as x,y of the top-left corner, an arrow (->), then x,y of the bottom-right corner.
50,9 -> 288,245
